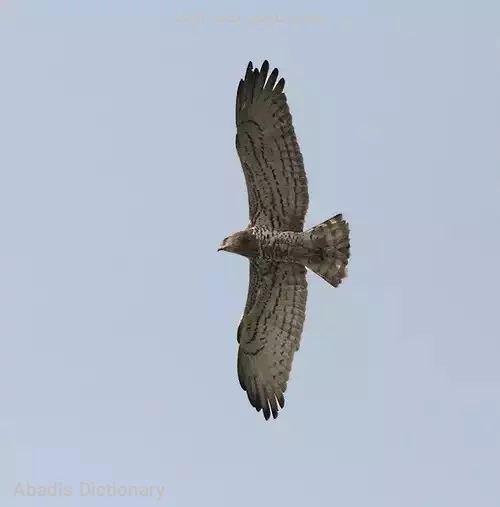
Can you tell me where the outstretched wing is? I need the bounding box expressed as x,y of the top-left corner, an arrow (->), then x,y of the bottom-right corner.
235,61 -> 309,232
237,259 -> 308,420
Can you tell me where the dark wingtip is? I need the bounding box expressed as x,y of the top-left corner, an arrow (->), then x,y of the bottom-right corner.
277,392 -> 285,408
275,76 -> 285,94
261,402 -> 271,420
244,61 -> 254,82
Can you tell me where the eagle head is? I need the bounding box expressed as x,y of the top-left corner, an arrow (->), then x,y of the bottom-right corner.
218,230 -> 257,257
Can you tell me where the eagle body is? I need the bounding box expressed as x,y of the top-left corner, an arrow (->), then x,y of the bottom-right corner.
219,61 -> 350,420
220,227 -> 303,262
253,228 -> 304,262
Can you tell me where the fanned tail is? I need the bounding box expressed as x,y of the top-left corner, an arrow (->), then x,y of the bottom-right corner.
303,214 -> 350,287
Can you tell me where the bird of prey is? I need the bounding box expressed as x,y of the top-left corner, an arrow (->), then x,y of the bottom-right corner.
218,61 -> 350,420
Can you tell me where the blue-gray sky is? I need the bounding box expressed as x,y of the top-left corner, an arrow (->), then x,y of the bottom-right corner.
1,1 -> 499,506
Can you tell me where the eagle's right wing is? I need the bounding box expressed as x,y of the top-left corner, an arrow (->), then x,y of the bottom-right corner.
237,258 -> 308,420
235,61 -> 309,232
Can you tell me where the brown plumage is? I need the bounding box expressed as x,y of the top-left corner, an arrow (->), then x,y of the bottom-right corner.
218,61 -> 351,420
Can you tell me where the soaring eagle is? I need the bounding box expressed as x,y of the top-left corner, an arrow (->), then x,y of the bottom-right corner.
218,61 -> 350,420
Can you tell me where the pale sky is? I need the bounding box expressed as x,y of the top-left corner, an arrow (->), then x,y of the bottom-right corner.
1,1 -> 500,506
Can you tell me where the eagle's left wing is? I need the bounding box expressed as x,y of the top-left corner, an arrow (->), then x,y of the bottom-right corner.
235,61 -> 309,232
237,258 -> 308,420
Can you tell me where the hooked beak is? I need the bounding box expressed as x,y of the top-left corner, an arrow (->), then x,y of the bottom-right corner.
217,246 -> 225,252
